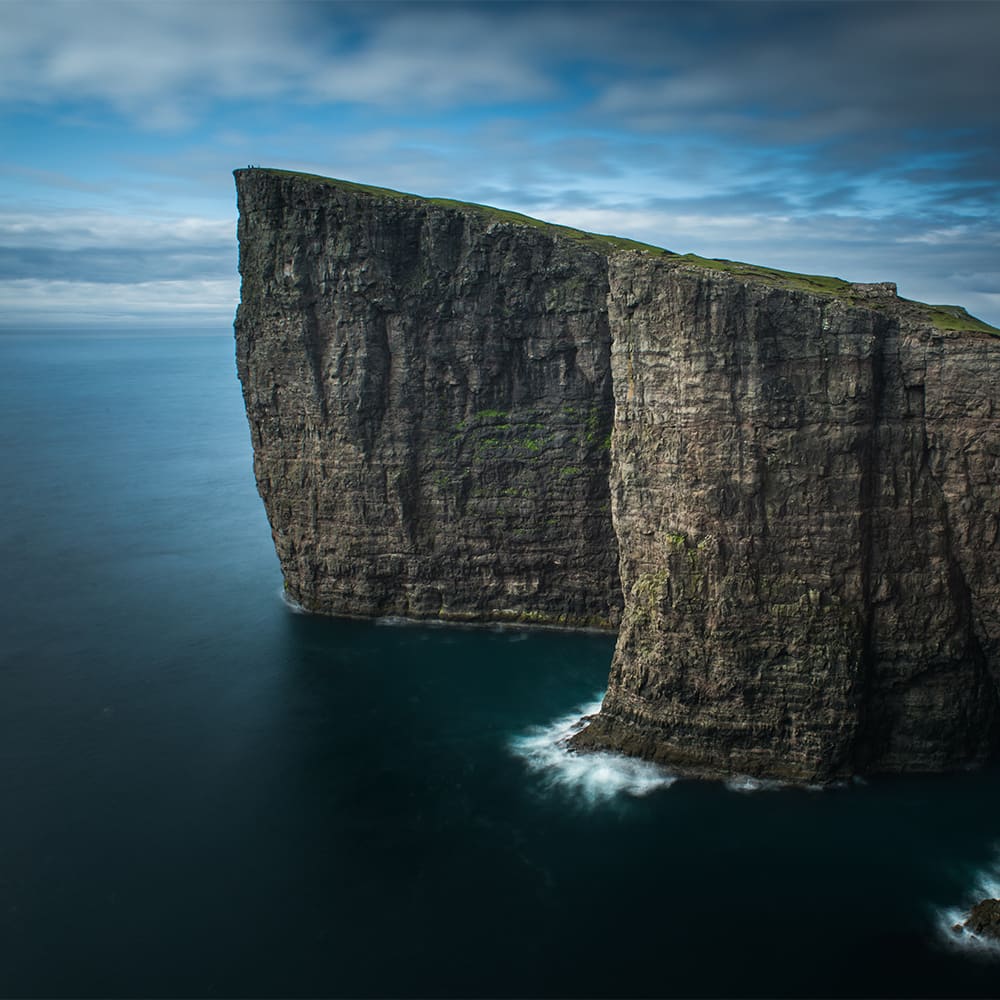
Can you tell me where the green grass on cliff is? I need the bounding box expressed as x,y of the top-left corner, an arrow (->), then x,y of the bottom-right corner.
671,254 -> 854,296
246,168 -> 999,336
910,303 -> 999,335
427,196 -> 675,256
250,168 -> 672,257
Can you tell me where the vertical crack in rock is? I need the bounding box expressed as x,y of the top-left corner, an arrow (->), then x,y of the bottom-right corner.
851,311 -> 884,773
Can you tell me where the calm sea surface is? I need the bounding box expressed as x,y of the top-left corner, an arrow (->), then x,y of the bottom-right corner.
2,332 -> 1000,998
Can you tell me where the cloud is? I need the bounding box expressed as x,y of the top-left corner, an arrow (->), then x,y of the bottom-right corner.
581,0 -> 1000,220
0,247 -> 234,285
0,1 -> 567,126
0,211 -> 233,252
0,210 -> 235,288
307,9 -> 555,108
6,1 -> 998,149
0,277 -> 238,329
0,208 -> 237,322
0,2 -> 313,125
594,3 -> 1000,129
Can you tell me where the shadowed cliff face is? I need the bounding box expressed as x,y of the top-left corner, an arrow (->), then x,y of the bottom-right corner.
235,169 -> 621,628
235,167 -> 1000,781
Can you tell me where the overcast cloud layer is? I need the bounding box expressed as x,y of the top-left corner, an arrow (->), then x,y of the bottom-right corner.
2,0 -> 998,329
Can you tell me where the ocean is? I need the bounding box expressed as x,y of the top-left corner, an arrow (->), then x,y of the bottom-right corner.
1,331 -> 999,998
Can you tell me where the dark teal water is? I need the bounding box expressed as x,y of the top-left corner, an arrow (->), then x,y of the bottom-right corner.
2,332 -> 1000,998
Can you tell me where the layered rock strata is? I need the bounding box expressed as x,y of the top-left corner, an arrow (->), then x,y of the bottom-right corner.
235,169 -> 621,627
235,167 -> 1000,780
570,261 -> 1000,780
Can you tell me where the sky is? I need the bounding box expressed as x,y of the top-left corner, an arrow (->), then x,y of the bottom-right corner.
1,0 -> 998,331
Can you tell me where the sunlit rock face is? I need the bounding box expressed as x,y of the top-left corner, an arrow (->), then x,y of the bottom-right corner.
235,167 -> 1000,782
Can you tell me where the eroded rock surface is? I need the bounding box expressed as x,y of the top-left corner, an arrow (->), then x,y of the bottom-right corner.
571,258 -> 1000,780
235,167 -> 1000,780
235,169 -> 621,627
965,899 -> 1000,940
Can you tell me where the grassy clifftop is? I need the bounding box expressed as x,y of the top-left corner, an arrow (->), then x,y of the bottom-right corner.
242,167 -> 998,337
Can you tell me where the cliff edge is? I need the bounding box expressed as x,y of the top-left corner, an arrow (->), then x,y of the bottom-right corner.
235,167 -> 1000,781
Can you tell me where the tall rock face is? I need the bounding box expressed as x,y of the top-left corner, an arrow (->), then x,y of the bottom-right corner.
235,167 -> 1000,781
571,260 -> 1000,780
235,169 -> 621,627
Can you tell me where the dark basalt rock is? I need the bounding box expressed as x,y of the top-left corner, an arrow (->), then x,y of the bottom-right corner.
964,899 -> 1000,940
235,167 -> 1000,782
570,258 -> 1000,782
235,168 -> 622,629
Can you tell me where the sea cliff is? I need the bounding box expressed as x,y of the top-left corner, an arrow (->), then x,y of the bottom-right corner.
235,168 -> 621,628
235,167 -> 1000,781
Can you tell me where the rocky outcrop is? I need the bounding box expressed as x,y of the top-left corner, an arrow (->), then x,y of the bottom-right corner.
962,899 -> 1000,940
235,167 -> 1000,781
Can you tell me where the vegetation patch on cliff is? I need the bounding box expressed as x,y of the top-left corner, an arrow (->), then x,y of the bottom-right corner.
909,303 -> 1000,336
673,254 -> 854,296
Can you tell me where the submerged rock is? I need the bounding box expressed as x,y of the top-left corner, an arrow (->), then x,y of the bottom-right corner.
234,167 -> 1000,782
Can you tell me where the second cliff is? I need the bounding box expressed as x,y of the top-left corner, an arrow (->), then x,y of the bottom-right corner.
571,258 -> 1000,781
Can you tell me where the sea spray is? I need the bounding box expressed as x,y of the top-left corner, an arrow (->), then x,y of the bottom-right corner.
724,775 -> 789,794
724,776 -> 840,794
510,695 -> 676,805
936,850 -> 1000,957
280,586 -> 307,614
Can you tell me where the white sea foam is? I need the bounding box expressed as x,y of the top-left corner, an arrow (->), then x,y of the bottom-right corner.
509,696 -> 677,805
724,775 -> 842,794
280,587 -> 307,614
724,775 -> 789,794
934,851 -> 1000,958
936,906 -> 1000,958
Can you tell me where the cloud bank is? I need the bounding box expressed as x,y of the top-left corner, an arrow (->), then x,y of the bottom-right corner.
1,0 -> 997,328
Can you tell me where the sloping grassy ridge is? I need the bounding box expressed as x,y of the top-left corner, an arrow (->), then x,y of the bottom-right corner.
251,168 -> 998,336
